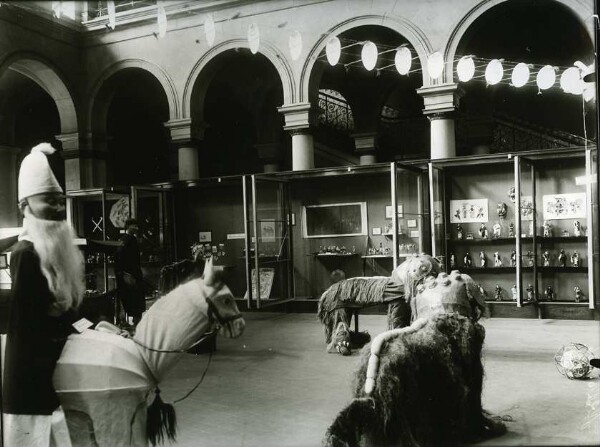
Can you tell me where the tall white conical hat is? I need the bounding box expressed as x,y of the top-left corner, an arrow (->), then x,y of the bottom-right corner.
18,142 -> 63,201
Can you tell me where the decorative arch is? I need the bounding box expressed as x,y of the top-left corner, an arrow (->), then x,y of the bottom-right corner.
443,0 -> 595,84
0,51 -> 78,134
182,38 -> 295,120
300,15 -> 433,103
87,58 -> 179,132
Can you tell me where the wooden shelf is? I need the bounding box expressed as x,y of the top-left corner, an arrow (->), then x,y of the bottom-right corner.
457,266 -> 517,273
313,253 -> 358,257
538,266 -> 587,273
448,237 -> 517,245
538,236 -> 587,243
362,255 -> 393,259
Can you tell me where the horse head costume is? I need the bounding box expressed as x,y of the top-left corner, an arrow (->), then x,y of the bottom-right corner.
53,256 -> 245,447
324,257 -> 506,447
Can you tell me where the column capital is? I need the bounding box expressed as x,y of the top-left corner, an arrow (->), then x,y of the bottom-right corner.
277,102 -> 316,132
417,83 -> 463,115
164,118 -> 206,143
427,112 -> 456,121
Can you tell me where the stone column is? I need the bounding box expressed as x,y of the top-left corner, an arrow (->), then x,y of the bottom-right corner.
352,132 -> 377,165
278,103 -> 315,171
57,132 -> 108,190
254,142 -> 280,173
417,84 -> 462,159
0,145 -> 20,227
164,118 -> 203,181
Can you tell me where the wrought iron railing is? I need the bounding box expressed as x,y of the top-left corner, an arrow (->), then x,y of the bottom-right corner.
317,91 -> 354,131
89,0 -> 156,19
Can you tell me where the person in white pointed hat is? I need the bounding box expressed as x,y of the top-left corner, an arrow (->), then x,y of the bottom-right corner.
2,143 -> 84,447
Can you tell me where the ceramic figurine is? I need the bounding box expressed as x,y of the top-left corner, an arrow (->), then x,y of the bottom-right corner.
449,253 -> 456,269
494,284 -> 503,301
558,249 -> 567,267
457,224 -> 464,240
526,284 -> 535,301
492,222 -> 502,238
480,251 -> 487,267
526,250 -> 535,267
508,222 -> 515,238
464,252 -> 472,268
571,250 -> 580,267
542,250 -> 551,267
510,250 -> 517,267
543,221 -> 552,238
508,186 -> 516,203
573,220 -> 582,237
478,223 -> 488,239
544,285 -> 554,301
494,251 -> 503,267
497,202 -> 507,219
574,286 -> 584,303
511,284 -> 518,301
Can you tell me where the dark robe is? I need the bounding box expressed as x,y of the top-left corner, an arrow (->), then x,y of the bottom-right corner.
114,233 -> 145,319
2,240 -> 76,415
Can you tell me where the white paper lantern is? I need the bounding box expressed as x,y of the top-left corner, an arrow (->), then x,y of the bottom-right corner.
536,65 -> 556,90
394,46 -> 412,75
560,67 -> 582,94
361,41 -> 378,71
107,0 -> 116,30
326,37 -> 341,66
427,52 -> 444,79
289,30 -> 303,61
157,4 -> 167,39
456,56 -> 475,82
511,63 -> 530,87
485,59 -> 503,85
248,23 -> 260,54
204,14 -> 215,47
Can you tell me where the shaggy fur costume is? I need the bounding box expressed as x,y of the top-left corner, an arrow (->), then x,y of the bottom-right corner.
324,313 -> 492,447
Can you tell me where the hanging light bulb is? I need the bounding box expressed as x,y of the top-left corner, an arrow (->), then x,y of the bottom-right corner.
289,30 -> 303,61
536,65 -> 556,90
248,23 -> 260,54
204,14 -> 216,47
560,67 -> 582,94
361,41 -> 378,71
157,4 -> 167,39
107,0 -> 116,30
325,37 -> 341,66
427,52 -> 444,79
394,46 -> 412,75
511,63 -> 530,87
485,59 -> 503,85
456,56 -> 475,82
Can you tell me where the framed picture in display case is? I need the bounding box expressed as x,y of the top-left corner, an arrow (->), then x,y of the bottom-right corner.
302,202 -> 367,238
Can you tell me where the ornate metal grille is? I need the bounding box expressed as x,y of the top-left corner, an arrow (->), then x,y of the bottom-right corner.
318,90 -> 354,131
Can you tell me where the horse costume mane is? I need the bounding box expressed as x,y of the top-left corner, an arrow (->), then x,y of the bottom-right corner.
53,256 -> 244,447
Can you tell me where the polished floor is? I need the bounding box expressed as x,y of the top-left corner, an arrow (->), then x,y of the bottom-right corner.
157,312 -> 600,447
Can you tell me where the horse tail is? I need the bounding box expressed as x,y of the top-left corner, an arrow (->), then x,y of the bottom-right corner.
147,388 -> 177,446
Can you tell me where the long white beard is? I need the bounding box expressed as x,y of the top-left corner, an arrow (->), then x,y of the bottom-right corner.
23,213 -> 85,313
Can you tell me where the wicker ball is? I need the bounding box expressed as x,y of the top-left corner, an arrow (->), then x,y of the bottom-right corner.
554,343 -> 596,380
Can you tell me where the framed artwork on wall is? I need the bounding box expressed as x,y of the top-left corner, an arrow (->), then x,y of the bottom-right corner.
449,199 -> 488,223
260,219 -> 276,243
385,205 -> 404,219
542,193 -> 587,220
302,202 -> 367,238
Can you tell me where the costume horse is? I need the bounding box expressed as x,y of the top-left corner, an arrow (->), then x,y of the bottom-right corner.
324,262 -> 507,447
53,256 -> 245,447
317,254 -> 443,355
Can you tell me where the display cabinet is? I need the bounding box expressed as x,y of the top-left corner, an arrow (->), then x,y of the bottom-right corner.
430,147 -> 597,318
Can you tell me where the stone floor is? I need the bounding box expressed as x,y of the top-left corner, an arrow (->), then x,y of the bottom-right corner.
157,312 -> 600,447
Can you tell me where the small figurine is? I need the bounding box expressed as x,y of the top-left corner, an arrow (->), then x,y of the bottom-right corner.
492,222 -> 502,239
543,220 -> 552,238
510,250 -> 517,267
574,286 -> 584,303
558,249 -> 567,267
450,253 -> 456,269
544,285 -> 554,301
478,223 -> 488,239
508,222 -> 515,238
497,202 -> 507,219
464,252 -> 472,268
526,250 -> 535,267
526,284 -> 535,301
457,224 -> 464,240
494,284 -> 503,301
542,250 -> 551,267
494,251 -> 503,267
508,186 -> 516,203
571,250 -> 580,267
511,284 -> 518,301
573,220 -> 582,237
480,251 -> 487,267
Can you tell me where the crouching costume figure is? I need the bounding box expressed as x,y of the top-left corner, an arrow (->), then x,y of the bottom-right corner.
324,267 -> 507,447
